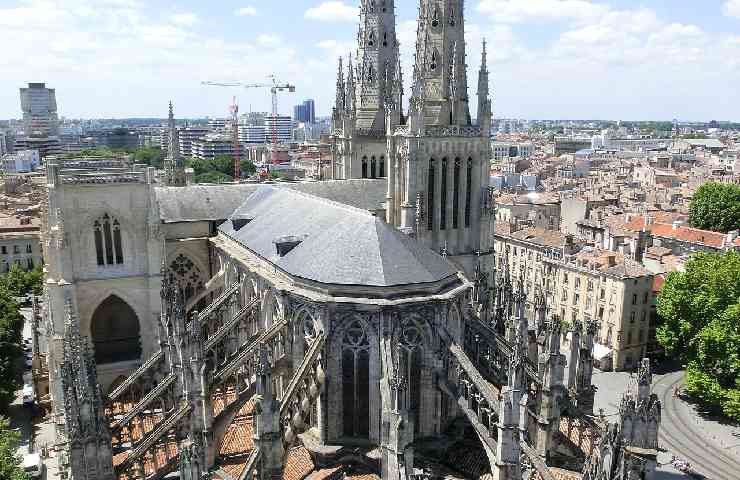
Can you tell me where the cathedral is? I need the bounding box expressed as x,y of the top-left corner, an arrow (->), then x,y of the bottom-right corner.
40,2 -> 661,480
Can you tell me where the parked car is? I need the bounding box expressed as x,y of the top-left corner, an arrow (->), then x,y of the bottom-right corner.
22,384 -> 35,407
22,453 -> 43,478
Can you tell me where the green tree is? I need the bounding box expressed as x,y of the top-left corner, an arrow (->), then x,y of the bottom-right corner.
656,251 -> 740,420
194,171 -> 232,184
0,417 -> 26,480
0,265 -> 43,298
688,182 -> 740,233
0,287 -> 22,413
132,147 -> 164,168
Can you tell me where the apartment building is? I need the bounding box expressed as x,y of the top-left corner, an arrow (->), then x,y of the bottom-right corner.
0,216 -> 43,272
494,225 -> 654,371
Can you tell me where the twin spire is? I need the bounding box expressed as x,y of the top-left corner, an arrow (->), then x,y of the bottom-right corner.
333,0 -> 491,134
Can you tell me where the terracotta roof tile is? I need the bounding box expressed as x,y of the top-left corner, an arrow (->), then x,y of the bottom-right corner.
282,447 -> 315,480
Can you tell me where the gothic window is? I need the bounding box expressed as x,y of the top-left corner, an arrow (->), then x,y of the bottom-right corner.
449,6 -> 456,25
379,156 -> 385,177
431,6 -> 440,27
464,158 -> 472,227
428,160 -> 435,230
94,214 -> 123,266
399,320 -> 423,434
371,156 -> 377,179
382,32 -> 388,47
440,158 -> 448,230
367,64 -> 374,82
368,30 -> 375,47
362,156 -> 368,178
167,254 -> 205,303
429,50 -> 438,71
342,320 -> 370,438
91,295 -> 141,364
453,158 -> 460,229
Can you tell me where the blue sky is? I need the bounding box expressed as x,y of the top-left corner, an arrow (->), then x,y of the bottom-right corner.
1,0 -> 739,121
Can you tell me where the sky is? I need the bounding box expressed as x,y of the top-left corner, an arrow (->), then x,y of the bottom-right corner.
1,0 -> 739,121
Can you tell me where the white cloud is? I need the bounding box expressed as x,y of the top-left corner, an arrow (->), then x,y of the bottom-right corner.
305,1 -> 357,23
723,0 -> 740,19
235,6 -> 258,17
170,12 -> 198,27
477,0 -> 608,24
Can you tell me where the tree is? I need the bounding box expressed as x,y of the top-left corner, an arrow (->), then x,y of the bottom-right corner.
688,182 -> 740,233
0,417 -> 26,480
656,251 -> 740,421
132,147 -> 164,168
194,171 -> 232,184
0,287 -> 22,413
0,265 -> 43,297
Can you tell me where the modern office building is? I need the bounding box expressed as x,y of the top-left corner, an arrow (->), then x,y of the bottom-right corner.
178,127 -> 209,157
264,115 -> 293,144
293,99 -> 316,124
191,133 -> 235,160
1,149 -> 41,173
17,83 -> 62,157
0,132 -> 7,156
20,82 -> 59,137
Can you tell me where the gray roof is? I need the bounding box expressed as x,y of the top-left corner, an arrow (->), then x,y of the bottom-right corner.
155,179 -> 387,223
219,186 -> 457,287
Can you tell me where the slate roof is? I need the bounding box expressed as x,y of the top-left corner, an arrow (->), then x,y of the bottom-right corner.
219,186 -> 457,287
155,179 -> 387,223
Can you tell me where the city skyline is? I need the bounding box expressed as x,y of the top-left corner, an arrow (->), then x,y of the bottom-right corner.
1,0 -> 740,121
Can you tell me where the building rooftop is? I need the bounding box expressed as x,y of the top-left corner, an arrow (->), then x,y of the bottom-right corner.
219,186 -> 458,287
572,248 -> 652,278
155,179 -> 387,223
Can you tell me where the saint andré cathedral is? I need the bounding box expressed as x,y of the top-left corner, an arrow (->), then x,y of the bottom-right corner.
40,2 -> 661,480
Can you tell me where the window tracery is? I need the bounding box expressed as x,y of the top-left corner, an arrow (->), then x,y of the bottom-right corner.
342,319 -> 370,438
94,213 -> 123,266
167,254 -> 205,302
398,319 -> 423,434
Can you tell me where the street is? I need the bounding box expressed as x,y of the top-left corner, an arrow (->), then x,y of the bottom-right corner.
7,306 -> 60,480
593,368 -> 740,480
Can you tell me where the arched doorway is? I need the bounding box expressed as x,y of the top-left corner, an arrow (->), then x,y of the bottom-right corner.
91,295 -> 142,364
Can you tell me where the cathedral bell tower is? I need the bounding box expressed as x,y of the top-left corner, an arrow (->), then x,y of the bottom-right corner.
331,0 -> 401,180
387,0 -> 493,278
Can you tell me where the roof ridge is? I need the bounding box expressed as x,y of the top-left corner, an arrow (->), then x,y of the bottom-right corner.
272,185 -> 375,219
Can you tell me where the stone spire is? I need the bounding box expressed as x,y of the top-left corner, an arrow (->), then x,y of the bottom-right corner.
477,38 -> 492,135
351,0 -> 400,134
164,101 -> 186,187
61,299 -> 115,480
345,54 -> 356,118
410,0 -> 471,127
333,57 -> 346,125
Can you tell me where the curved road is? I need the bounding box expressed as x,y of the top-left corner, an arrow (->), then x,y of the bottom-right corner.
655,371 -> 740,480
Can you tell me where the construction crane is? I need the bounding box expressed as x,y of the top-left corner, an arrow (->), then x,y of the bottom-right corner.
202,75 -> 296,165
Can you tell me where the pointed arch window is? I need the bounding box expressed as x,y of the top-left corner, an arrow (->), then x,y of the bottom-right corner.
431,6 -> 440,27
465,158 -> 472,228
399,320 -> 423,434
94,214 -> 123,266
371,156 -> 377,179
429,50 -> 438,71
382,31 -> 388,47
440,158 -> 448,230
453,158 -> 460,229
449,7 -> 456,26
427,160 -> 435,230
379,156 -> 385,177
367,65 -> 374,82
368,30 -> 375,47
342,320 -> 370,438
362,156 -> 368,178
